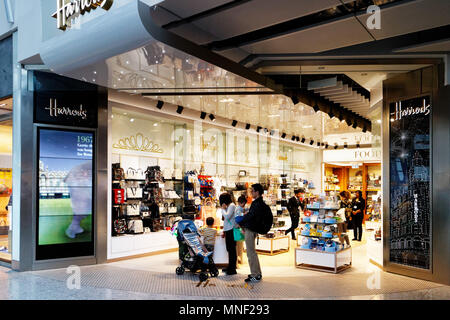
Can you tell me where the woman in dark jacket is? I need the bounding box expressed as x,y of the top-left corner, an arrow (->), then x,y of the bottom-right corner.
351,190 -> 365,241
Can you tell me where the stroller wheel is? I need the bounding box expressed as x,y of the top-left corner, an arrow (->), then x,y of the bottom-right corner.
199,272 -> 209,282
210,269 -> 219,278
176,266 -> 185,275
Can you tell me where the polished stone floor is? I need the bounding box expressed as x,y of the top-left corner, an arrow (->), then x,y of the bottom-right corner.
0,240 -> 448,300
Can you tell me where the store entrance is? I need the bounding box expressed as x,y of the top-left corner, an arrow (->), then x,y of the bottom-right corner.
0,96 -> 13,263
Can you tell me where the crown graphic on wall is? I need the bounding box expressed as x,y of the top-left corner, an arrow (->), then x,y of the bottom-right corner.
113,133 -> 163,154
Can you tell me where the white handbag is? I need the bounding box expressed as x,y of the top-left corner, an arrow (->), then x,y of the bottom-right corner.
159,203 -> 168,213
127,219 -> 143,233
126,187 -> 142,199
126,203 -> 140,216
126,168 -> 145,180
168,203 -> 177,214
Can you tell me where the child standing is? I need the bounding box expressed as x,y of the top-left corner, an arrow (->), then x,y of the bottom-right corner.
235,195 -> 248,265
199,217 -> 217,252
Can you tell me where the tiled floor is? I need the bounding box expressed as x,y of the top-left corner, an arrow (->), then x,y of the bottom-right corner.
0,238 -> 448,300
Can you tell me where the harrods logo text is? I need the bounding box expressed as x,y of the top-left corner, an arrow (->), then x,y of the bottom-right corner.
391,98 -> 431,122
45,99 -> 88,120
52,0 -> 114,30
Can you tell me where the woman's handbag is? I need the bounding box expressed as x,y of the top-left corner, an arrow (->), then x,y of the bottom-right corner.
233,227 -> 245,242
168,203 -> 177,214
126,203 -> 140,216
127,219 -> 144,234
113,218 -> 127,235
126,187 -> 142,199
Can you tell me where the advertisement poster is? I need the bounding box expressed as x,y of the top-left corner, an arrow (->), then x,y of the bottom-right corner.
389,96 -> 431,270
38,129 -> 94,246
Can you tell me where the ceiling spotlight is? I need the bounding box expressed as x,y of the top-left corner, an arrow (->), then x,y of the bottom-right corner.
291,136 -> 296,141
334,144 -> 338,149
281,133 -> 287,139
200,111 -> 207,119
325,144 -> 329,149
338,113 -> 344,121
156,100 -> 164,110
352,121 -> 358,129
257,126 -> 262,133
232,120 -> 238,127
313,103 -> 320,112
270,130 -> 275,136
362,126 -> 368,133
356,143 -> 361,148
246,123 -> 251,130
176,106 -> 184,114
301,137 -> 306,143
296,136 -> 300,142
310,140 -> 314,145
209,114 -> 216,121
291,96 -> 299,105
344,143 -> 348,149
317,141 -> 321,147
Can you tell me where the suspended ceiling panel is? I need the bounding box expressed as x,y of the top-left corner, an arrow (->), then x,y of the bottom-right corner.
394,39 -> 450,53
160,0 -> 234,20
356,0 -> 450,41
241,17 -> 373,54
191,0 -> 342,40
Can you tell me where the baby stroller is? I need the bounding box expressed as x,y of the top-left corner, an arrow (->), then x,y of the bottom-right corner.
175,219 -> 219,282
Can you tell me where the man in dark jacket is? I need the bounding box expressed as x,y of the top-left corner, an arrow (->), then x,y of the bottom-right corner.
236,183 -> 266,283
284,188 -> 306,240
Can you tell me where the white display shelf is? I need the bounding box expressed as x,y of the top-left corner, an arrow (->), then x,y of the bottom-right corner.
110,231 -> 178,259
295,246 -> 352,274
244,235 -> 290,255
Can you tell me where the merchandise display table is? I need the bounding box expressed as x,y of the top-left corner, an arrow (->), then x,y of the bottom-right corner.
295,246 -> 352,274
249,235 -> 290,255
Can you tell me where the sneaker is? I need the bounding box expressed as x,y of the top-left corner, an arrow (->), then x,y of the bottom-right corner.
245,275 -> 262,283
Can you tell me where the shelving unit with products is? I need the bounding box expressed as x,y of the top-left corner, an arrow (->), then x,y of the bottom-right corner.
295,200 -> 352,274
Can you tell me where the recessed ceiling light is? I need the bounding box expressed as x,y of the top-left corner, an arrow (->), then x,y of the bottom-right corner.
153,123 -> 158,127
377,120 -> 381,123
130,118 -> 135,122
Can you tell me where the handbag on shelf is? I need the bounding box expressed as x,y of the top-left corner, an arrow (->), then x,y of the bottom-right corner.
127,219 -> 144,234
168,203 -> 177,214
126,187 -> 143,199
113,218 -> 127,235
113,189 -> 125,204
113,164 -> 125,181
159,203 -> 168,214
126,203 -> 140,216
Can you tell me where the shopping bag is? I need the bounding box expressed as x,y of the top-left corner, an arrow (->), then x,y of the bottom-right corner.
233,227 -> 245,242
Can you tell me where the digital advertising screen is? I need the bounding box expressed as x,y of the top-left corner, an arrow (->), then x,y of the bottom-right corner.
36,128 -> 95,260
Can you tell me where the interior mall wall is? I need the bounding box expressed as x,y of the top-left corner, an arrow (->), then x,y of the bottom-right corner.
383,64 -> 450,285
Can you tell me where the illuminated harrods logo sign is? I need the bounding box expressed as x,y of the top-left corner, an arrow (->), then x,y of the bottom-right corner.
45,99 -> 88,120
390,97 -> 431,122
113,133 -> 164,154
52,0 -> 114,30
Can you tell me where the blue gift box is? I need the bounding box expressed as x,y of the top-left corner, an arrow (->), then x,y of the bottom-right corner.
322,232 -> 333,238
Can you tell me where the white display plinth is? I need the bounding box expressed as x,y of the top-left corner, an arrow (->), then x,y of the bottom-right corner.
365,221 -> 381,230
244,236 -> 290,255
110,231 -> 178,259
366,234 -> 383,267
295,246 -> 352,273
212,234 -> 228,266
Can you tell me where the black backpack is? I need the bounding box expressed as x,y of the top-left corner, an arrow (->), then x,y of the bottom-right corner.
255,202 -> 273,234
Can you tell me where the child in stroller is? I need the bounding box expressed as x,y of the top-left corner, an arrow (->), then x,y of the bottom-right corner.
175,219 -> 219,282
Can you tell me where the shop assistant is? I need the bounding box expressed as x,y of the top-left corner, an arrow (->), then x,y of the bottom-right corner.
351,190 -> 365,241
285,188 -> 306,240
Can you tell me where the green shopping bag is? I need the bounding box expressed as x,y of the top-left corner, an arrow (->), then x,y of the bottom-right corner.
233,227 -> 245,242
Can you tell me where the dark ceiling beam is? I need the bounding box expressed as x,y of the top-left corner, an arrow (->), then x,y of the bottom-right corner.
162,0 -> 253,30
250,57 -> 444,69
141,91 -> 275,96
